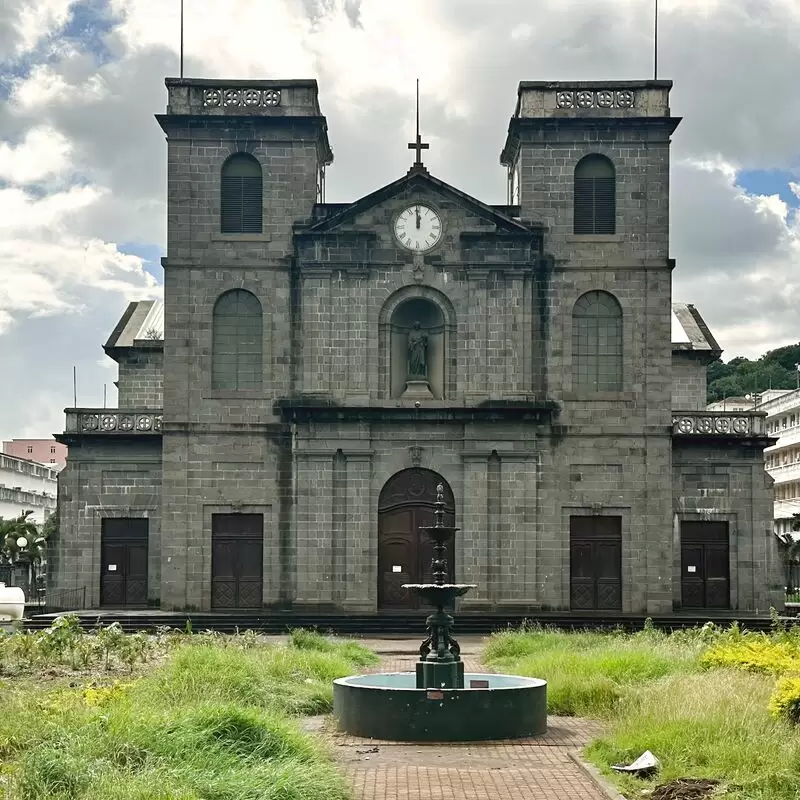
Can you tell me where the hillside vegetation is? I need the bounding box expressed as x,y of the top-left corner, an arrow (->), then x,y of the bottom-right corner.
707,341 -> 800,404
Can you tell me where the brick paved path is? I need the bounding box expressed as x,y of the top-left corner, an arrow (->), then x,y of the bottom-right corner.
322,636 -> 616,800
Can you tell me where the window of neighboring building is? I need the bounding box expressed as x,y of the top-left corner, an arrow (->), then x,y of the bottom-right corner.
211,289 -> 263,391
220,153 -> 263,234
574,154 -> 616,234
571,290 -> 623,393
26,446 -> 32,453
50,446 -> 56,454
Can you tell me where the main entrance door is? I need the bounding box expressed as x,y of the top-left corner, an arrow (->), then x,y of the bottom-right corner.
680,521 -> 730,609
378,469 -> 455,611
100,518 -> 148,607
569,516 -> 622,610
211,514 -> 263,610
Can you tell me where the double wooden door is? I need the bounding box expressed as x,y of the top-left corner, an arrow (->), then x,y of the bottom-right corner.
569,516 -> 622,610
211,514 -> 263,609
378,470 -> 455,611
680,522 -> 730,609
100,518 -> 148,607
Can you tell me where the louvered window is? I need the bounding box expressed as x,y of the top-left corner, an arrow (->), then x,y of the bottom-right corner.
572,291 -> 623,393
212,290 -> 263,390
574,155 -> 616,234
221,154 -> 263,233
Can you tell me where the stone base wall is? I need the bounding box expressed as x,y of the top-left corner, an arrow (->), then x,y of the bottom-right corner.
673,440 -> 784,613
52,438 -> 162,607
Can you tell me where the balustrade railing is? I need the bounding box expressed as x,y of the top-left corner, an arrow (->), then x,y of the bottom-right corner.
672,411 -> 766,438
64,409 -> 163,435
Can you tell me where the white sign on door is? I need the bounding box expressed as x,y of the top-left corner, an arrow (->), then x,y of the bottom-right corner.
687,566 -> 697,573
392,565 -> 402,573
108,564 -> 117,572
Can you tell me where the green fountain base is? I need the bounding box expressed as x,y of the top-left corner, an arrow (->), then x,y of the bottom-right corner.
333,672 -> 548,742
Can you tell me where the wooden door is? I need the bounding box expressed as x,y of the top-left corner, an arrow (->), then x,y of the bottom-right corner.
569,516 -> 622,610
378,469 -> 455,611
680,522 -> 730,609
211,514 -> 263,609
100,518 -> 148,607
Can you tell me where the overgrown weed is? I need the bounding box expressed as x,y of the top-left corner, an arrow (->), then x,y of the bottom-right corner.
0,620 -> 372,800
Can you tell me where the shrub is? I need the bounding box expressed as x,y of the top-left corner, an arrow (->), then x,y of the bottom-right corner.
700,638 -> 800,676
768,676 -> 800,723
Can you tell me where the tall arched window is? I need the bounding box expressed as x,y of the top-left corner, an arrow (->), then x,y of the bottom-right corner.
572,291 -> 622,393
574,155 -> 616,234
212,290 -> 263,390
221,154 -> 263,233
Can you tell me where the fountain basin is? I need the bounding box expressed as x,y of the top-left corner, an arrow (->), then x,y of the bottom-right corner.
401,583 -> 476,606
333,672 -> 547,741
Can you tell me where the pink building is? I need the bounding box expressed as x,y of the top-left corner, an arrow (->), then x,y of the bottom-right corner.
2,439 -> 68,470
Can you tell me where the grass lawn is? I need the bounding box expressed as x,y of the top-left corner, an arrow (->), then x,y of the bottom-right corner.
0,621 -> 378,800
484,622 -> 800,799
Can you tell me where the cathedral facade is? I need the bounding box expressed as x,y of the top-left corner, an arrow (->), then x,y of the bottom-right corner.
53,77 -> 784,615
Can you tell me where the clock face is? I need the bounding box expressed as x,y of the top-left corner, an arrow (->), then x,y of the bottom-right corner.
394,204 -> 442,252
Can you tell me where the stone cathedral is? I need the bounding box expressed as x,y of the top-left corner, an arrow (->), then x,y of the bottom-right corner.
53,77 -> 784,616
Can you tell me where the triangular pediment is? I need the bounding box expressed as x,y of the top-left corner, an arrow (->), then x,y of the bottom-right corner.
306,166 -> 534,235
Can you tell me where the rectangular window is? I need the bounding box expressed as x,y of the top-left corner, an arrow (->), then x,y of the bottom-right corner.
50,446 -> 56,454
27,446 -> 32,453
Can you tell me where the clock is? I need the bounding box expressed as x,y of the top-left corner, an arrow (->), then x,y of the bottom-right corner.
394,204 -> 442,252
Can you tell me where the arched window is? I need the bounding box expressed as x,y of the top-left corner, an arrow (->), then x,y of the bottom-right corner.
574,155 -> 616,234
212,290 -> 263,390
572,291 -> 622,393
221,154 -> 263,233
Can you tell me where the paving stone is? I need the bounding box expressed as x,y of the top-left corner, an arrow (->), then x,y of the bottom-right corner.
328,637 -> 612,800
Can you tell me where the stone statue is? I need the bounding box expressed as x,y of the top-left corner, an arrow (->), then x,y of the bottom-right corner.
407,321 -> 428,379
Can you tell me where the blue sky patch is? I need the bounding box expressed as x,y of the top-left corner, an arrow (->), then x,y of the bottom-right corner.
120,242 -> 164,283
62,0 -> 119,66
737,169 -> 800,209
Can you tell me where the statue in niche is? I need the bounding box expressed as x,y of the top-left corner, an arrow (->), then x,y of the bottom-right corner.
407,321 -> 428,379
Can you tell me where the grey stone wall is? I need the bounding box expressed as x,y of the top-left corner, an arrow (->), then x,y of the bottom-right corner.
673,440 -> 783,612
51,78 -> 778,616
116,346 -> 164,407
52,438 -> 162,606
672,353 -> 708,410
157,87 -> 327,609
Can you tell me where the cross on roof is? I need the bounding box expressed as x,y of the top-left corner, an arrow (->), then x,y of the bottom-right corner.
408,78 -> 429,168
408,133 -> 429,166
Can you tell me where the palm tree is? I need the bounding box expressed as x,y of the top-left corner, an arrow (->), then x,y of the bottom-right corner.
0,510 -> 48,598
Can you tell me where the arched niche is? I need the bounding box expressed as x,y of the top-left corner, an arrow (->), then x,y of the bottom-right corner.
379,288 -> 455,401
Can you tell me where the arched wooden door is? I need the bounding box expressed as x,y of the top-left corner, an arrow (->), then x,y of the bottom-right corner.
378,469 -> 455,611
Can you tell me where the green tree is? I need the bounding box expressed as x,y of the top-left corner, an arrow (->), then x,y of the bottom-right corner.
0,510 -> 51,597
707,342 -> 800,404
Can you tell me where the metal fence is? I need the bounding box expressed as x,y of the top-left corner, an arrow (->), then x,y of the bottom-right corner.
26,586 -> 87,616
787,563 -> 800,603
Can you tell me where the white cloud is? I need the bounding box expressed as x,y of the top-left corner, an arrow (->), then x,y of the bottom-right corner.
0,184 -> 159,336
672,158 -> 800,359
13,0 -> 76,54
10,65 -> 108,113
0,126 -> 72,183
1,0 -> 800,440
790,181 -> 800,200
510,23 -> 533,41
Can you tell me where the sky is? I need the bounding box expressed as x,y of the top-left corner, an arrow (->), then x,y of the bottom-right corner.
0,0 -> 799,443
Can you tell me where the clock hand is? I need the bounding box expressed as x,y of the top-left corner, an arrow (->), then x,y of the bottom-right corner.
415,206 -> 421,229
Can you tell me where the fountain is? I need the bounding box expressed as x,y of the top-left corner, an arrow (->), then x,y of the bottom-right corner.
333,484 -> 547,741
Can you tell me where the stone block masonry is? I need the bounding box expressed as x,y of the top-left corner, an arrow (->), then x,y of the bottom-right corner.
51,77 -> 782,617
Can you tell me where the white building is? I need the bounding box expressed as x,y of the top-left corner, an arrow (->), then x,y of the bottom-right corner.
0,452 -> 58,526
748,388 -> 800,539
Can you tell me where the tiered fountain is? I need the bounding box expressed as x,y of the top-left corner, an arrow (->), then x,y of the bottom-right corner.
333,485 -> 547,741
